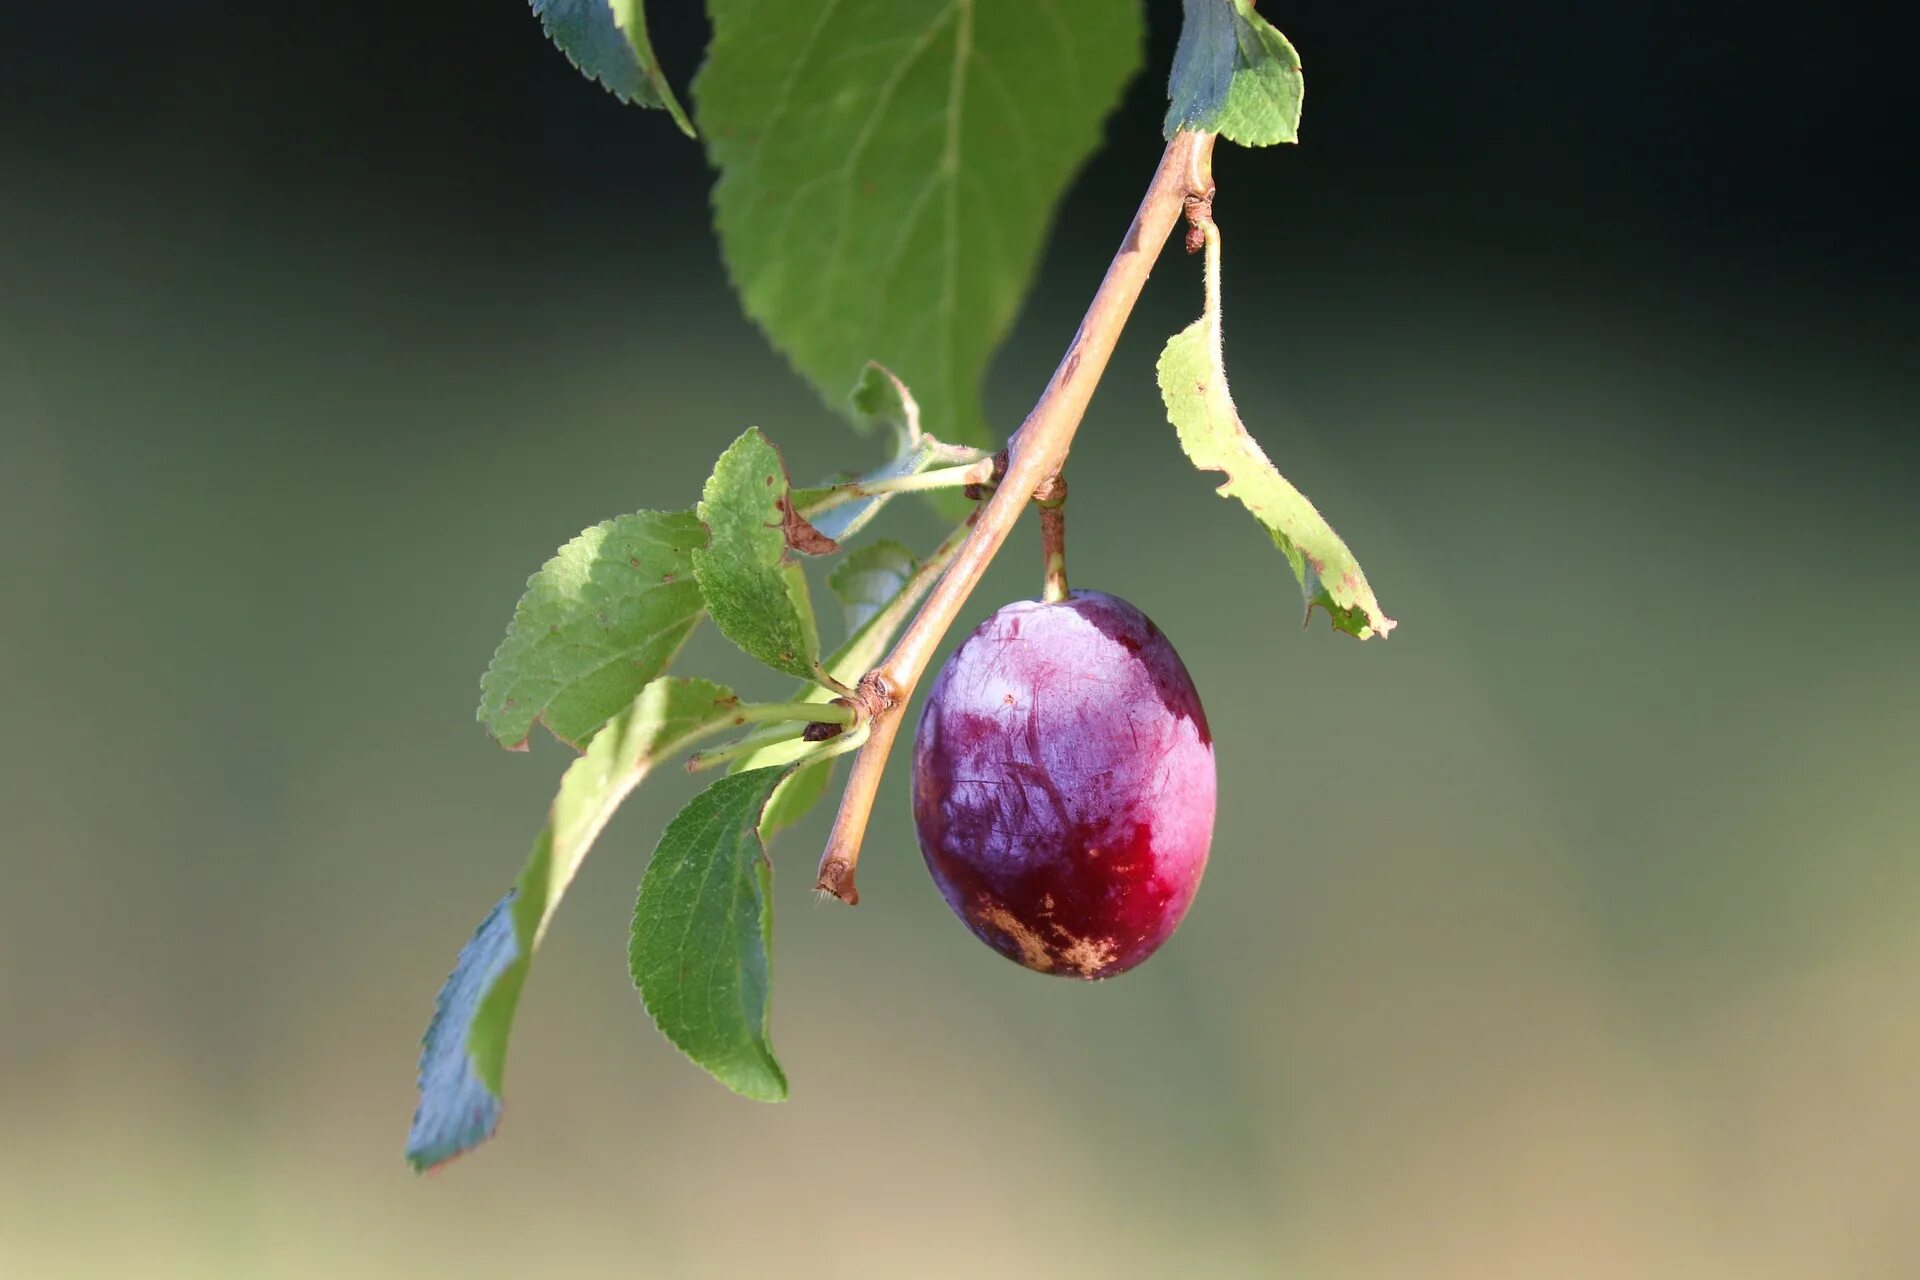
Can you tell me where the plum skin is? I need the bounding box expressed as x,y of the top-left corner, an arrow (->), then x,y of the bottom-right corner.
910,590 -> 1216,978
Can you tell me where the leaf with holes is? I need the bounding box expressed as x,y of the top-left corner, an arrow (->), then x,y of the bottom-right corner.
478,510 -> 706,750
1157,229 -> 1394,639
631,767 -> 792,1101
1163,0 -> 1304,146
406,677 -> 754,1169
697,0 -> 1144,446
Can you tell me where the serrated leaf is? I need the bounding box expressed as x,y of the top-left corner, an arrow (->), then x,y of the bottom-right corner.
478,510 -> 706,750
473,678 -> 751,1086
740,526 -> 955,839
697,0 -> 1144,447
630,767 -> 791,1101
1164,0 -> 1304,146
828,540 -> 918,635
407,678 -> 753,1169
405,894 -> 517,1171
694,430 -> 830,684
531,0 -> 695,135
1157,228 -> 1394,639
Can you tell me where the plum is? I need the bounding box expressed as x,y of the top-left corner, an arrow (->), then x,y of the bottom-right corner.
910,590 -> 1215,978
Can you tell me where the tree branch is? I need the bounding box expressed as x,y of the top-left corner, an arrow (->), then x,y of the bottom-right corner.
815,130 -> 1218,902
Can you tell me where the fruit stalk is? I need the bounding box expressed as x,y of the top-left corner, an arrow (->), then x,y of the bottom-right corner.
816,130 -> 1218,902
1035,473 -> 1069,604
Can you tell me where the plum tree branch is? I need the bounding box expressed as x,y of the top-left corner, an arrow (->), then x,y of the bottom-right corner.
816,130 -> 1218,903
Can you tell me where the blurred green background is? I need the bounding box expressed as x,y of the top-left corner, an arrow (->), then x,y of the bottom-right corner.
3,3 -> 1916,1276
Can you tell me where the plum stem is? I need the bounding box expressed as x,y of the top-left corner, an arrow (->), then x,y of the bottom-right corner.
1035,474 -> 1069,604
815,130 -> 1219,904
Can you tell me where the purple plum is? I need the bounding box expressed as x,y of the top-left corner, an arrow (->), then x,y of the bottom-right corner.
911,590 -> 1216,978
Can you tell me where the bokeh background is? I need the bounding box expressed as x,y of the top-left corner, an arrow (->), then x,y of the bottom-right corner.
3,3 -> 1916,1276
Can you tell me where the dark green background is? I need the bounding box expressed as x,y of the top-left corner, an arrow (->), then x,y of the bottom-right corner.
3,3 -> 1915,1275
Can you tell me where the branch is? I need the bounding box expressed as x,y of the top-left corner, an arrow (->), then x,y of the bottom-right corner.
816,130 -> 1218,902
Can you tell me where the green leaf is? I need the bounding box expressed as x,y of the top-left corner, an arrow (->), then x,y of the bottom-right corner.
694,429 -> 832,685
1157,227 -> 1395,639
408,678 -> 749,1168
478,510 -> 707,750
848,360 -> 921,441
531,0 -> 695,136
740,524 -> 958,839
828,540 -> 918,635
405,894 -> 516,1170
754,757 -> 835,842
697,0 -> 1144,447
1164,0 -> 1304,146
630,767 -> 792,1101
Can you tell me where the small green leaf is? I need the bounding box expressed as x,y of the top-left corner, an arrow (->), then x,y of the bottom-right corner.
848,360 -> 922,442
698,0 -> 1144,447
478,510 -> 706,750
630,767 -> 792,1101
828,540 -> 918,635
695,430 -> 832,684
1157,228 -> 1394,639
407,678 -> 752,1168
531,0 -> 695,136
1164,0 -> 1304,146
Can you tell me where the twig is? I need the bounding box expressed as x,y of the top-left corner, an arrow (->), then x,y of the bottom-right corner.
815,130 -> 1218,903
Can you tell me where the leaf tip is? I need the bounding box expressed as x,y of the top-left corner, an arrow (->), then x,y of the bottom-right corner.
406,894 -> 518,1172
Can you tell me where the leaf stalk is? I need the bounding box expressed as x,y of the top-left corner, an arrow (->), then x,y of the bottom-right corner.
800,457 -> 998,517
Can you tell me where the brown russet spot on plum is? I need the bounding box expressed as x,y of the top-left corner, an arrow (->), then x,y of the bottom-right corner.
912,590 -> 1215,979
977,902 -> 1056,972
1058,933 -> 1120,979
